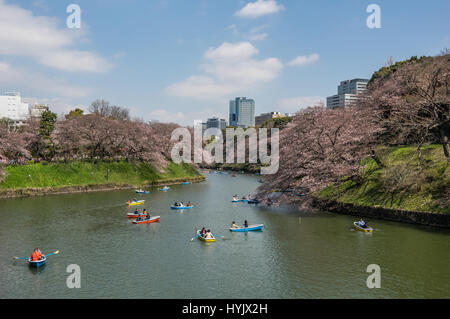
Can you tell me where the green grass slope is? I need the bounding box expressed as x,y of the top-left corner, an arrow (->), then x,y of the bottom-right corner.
0,161 -> 201,189
318,144 -> 449,214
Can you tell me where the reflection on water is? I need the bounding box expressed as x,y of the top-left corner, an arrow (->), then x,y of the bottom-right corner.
0,172 -> 449,298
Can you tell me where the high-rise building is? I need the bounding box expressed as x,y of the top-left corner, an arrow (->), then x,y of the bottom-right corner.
229,100 -> 237,126
229,97 -> 255,127
326,78 -> 369,109
0,92 -> 30,125
206,117 -> 227,130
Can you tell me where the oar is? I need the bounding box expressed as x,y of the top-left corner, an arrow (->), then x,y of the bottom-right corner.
212,234 -> 226,240
190,235 -> 199,241
13,256 -> 29,261
45,250 -> 59,257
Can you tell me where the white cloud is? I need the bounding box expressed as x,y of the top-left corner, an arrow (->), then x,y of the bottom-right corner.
278,96 -> 325,113
204,42 -> 259,61
149,109 -> 185,123
0,0 -> 110,72
0,61 -> 89,98
247,32 -> 268,41
167,42 -> 283,100
287,54 -> 320,67
235,0 -> 285,19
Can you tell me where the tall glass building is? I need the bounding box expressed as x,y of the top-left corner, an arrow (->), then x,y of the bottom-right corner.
229,97 -> 255,127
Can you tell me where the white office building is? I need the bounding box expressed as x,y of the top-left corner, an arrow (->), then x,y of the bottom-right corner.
327,78 -> 369,109
0,92 -> 30,125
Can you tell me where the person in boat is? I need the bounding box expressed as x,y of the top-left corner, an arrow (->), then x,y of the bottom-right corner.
244,220 -> 248,228
30,248 -> 43,261
187,201 -> 192,207
134,209 -> 139,215
205,230 -> 213,239
180,201 -> 184,207
144,209 -> 151,220
136,214 -> 142,221
201,227 -> 206,237
357,218 -> 367,228
231,221 -> 239,229
232,195 -> 239,201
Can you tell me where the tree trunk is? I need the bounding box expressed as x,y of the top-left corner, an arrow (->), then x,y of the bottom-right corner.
439,123 -> 450,162
370,149 -> 384,168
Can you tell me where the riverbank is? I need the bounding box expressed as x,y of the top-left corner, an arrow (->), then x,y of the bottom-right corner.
307,144 -> 450,228
0,161 -> 205,199
311,196 -> 450,229
316,144 -> 449,214
200,163 -> 261,174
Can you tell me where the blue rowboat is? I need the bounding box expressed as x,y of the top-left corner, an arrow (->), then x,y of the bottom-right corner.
136,190 -> 150,194
170,205 -> 194,210
230,224 -> 264,232
160,187 -> 170,191
28,255 -> 47,268
231,199 -> 248,203
181,182 -> 190,185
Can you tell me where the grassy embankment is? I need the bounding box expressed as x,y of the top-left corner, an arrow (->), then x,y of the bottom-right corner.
0,161 -> 203,191
318,144 -> 449,214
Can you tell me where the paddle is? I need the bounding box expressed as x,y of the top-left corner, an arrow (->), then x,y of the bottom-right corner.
45,250 -> 59,257
13,256 -> 29,260
190,235 -> 199,241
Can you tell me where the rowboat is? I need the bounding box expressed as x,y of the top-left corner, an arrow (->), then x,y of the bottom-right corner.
127,212 -> 147,219
127,200 -> 145,206
230,224 -> 264,232
353,222 -> 373,233
247,199 -> 260,204
197,231 -> 215,242
160,187 -> 170,191
28,256 -> 47,268
132,216 -> 160,224
170,205 -> 194,210
136,190 -> 150,194
181,182 -> 190,185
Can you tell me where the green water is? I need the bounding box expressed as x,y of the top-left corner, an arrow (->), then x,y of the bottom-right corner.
0,172 -> 449,298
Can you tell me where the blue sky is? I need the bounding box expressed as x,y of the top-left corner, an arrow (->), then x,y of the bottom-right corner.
0,0 -> 449,125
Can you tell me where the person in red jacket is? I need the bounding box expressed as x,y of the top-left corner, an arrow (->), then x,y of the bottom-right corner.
30,248 -> 43,261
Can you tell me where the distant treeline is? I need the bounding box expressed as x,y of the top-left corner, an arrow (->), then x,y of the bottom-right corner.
0,99 -> 181,178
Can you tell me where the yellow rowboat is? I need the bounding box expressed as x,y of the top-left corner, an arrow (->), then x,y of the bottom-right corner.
353,222 -> 373,233
127,200 -> 145,206
197,231 -> 216,242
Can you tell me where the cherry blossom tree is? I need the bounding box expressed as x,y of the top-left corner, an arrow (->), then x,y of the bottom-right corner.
256,104 -> 383,203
